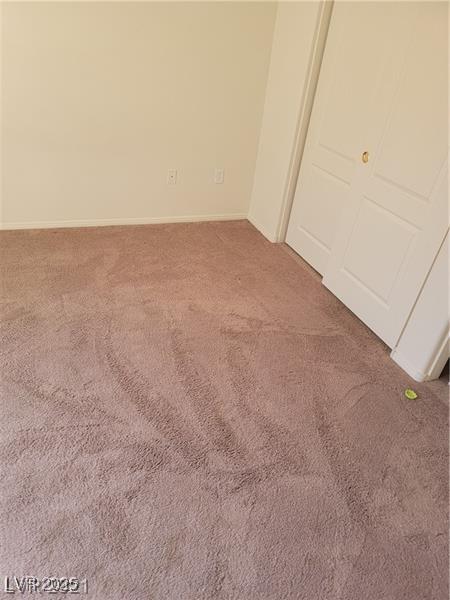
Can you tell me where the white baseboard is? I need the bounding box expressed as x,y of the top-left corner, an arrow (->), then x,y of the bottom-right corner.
390,348 -> 428,383
0,213 -> 247,231
391,333 -> 449,383
247,215 -> 278,243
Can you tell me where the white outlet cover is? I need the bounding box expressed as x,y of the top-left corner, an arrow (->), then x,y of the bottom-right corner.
214,168 -> 225,184
167,169 -> 177,185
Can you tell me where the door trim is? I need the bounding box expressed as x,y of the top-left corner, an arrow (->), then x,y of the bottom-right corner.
391,332 -> 449,383
277,0 -> 334,243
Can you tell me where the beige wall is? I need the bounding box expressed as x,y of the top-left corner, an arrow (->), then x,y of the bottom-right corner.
248,1 -> 325,242
0,2 -> 276,229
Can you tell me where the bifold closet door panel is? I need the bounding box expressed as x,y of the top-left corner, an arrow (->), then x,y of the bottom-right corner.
323,1 -> 448,348
285,2 -> 405,275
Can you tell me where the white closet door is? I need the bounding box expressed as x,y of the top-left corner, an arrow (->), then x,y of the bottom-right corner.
323,1 -> 448,348
285,2 -> 405,275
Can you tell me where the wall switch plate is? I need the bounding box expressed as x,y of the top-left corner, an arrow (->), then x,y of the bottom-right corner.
214,168 -> 225,184
167,169 -> 177,185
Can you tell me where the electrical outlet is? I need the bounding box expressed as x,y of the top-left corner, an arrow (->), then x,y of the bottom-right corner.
214,168 -> 225,185
167,169 -> 177,185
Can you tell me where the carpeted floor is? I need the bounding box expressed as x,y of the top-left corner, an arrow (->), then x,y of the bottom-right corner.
0,220 -> 448,600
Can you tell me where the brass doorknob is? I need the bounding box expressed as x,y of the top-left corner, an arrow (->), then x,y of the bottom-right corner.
362,151 -> 369,163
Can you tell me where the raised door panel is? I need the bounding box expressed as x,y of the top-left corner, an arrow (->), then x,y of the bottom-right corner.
372,7 -> 448,202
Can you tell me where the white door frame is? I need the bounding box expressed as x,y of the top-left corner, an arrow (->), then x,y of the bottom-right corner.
277,0 -> 334,243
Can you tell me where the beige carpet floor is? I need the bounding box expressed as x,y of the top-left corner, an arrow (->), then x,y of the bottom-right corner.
0,220 -> 448,600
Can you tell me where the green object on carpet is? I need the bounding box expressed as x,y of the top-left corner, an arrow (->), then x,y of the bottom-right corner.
405,388 -> 418,400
